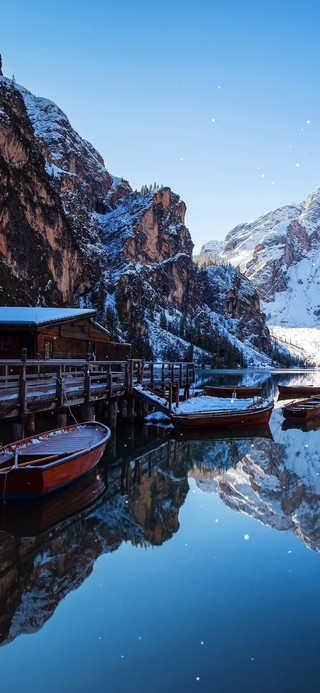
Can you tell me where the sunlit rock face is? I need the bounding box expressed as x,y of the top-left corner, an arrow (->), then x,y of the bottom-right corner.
101,187 -> 192,266
0,78 -> 108,305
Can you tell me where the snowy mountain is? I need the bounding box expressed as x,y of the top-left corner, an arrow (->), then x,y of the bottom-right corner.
198,190 -> 320,364
0,63 -> 277,365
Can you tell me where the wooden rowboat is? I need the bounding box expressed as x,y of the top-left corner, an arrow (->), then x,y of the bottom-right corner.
282,396 -> 320,422
0,421 -> 111,500
205,385 -> 262,398
169,398 -> 274,430
278,384 -> 320,400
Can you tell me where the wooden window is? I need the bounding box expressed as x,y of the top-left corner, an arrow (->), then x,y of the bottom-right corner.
88,341 -> 96,360
2,335 -> 12,351
44,340 -> 53,359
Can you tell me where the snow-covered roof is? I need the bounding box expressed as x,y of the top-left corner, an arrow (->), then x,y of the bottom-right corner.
0,307 -> 96,326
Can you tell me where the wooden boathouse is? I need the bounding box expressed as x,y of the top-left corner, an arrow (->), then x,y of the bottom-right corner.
0,307 -> 131,361
0,308 -> 195,440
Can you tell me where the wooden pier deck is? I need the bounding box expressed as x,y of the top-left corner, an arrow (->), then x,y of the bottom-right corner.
0,359 -> 195,436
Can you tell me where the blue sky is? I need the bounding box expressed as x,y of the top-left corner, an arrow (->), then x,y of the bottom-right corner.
1,0 -> 320,253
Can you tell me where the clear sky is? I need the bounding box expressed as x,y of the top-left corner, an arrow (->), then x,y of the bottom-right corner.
1,0 -> 320,253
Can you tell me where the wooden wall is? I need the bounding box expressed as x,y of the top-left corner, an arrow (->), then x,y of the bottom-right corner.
37,319 -> 109,359
0,318 -> 131,360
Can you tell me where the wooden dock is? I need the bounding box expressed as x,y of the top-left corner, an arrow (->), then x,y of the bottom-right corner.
0,358 -> 195,438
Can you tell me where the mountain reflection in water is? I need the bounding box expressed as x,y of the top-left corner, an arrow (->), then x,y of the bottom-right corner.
0,414 -> 319,647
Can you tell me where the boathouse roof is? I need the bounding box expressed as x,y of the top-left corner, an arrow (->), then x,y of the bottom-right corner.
0,307 -> 97,326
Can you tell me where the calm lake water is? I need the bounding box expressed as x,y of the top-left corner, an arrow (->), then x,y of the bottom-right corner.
1,369 -> 320,692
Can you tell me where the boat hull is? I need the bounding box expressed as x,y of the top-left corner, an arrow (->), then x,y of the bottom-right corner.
278,385 -> 320,400
169,402 -> 274,429
205,386 -> 262,398
282,396 -> 320,422
0,422 -> 111,500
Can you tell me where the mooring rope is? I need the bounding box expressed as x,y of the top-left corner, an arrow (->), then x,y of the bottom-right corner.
56,375 -> 79,424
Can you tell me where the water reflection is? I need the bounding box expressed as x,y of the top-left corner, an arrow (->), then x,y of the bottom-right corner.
192,412 -> 320,554
282,417 -> 320,433
0,401 -> 320,649
194,367 -> 320,400
0,432 -> 188,645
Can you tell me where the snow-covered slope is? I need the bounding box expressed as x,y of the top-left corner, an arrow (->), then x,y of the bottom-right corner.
198,188 -> 320,364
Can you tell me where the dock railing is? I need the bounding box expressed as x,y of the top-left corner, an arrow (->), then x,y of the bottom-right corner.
0,359 -> 195,419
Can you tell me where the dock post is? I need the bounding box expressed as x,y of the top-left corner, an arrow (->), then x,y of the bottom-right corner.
136,399 -> 145,422
117,398 -> 125,424
108,398 -> 118,430
142,402 -> 149,418
127,396 -> 135,423
26,413 -> 36,435
56,409 -> 67,428
11,418 -> 25,441
95,400 -> 104,420
82,404 -> 95,421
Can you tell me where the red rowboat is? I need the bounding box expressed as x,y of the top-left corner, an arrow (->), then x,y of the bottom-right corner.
205,385 -> 262,398
278,385 -> 320,400
282,396 -> 320,422
169,397 -> 274,429
0,421 -> 111,500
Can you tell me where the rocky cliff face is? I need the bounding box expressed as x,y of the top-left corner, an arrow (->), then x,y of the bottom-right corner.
197,264 -> 272,357
0,68 -> 273,365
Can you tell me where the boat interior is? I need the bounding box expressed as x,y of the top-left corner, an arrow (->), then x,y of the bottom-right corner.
0,450 -> 81,471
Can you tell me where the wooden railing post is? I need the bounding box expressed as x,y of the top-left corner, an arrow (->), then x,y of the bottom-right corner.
19,360 -> 27,416
138,359 -> 145,384
128,359 -> 134,395
84,363 -> 91,403
107,363 -> 112,394
56,364 -> 64,409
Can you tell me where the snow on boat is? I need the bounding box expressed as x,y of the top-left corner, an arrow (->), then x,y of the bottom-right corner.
0,421 -> 111,500
278,385 -> 320,400
205,385 -> 262,398
282,396 -> 320,422
169,395 -> 274,429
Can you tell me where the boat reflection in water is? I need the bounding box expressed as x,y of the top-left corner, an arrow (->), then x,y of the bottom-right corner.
0,470 -> 107,537
1,418 -> 319,647
282,417 -> 320,433
0,425 -> 270,646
